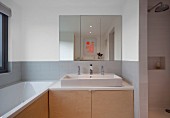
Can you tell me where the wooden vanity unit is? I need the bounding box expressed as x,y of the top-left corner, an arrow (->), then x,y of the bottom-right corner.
10,80 -> 133,118
49,81 -> 134,118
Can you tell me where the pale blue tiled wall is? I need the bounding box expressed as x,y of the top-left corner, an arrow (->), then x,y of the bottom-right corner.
0,62 -> 22,87
0,61 -> 122,87
21,61 -> 122,81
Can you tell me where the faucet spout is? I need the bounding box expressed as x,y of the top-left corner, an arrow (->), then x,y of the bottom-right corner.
101,66 -> 104,75
90,64 -> 93,75
78,66 -> 80,75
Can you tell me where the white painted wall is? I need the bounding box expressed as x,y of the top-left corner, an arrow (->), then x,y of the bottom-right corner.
122,0 -> 140,118
1,0 -> 139,61
1,0 -> 127,61
122,0 -> 139,61
0,0 -> 22,62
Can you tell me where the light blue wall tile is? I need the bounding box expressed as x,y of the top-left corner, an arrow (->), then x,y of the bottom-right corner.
0,62 -> 22,87
21,61 -> 122,81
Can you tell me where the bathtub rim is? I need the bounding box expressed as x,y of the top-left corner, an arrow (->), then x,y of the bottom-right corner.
0,81 -> 56,118
0,80 -> 56,89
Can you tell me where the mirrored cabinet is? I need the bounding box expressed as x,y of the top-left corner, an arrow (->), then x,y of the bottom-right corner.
59,15 -> 122,61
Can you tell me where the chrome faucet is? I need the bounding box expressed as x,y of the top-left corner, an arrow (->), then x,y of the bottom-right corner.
90,64 -> 93,75
78,66 -> 80,75
101,65 -> 104,75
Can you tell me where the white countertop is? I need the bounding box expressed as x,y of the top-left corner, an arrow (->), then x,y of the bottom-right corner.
49,80 -> 134,91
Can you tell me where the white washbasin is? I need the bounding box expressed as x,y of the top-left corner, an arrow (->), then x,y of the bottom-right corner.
61,74 -> 123,87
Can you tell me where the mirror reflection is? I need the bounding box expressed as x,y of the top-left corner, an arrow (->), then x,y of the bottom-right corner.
59,15 -> 122,61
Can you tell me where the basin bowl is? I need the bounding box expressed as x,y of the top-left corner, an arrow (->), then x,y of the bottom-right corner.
61,74 -> 123,87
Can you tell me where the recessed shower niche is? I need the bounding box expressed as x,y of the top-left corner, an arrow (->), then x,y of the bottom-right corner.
148,56 -> 165,70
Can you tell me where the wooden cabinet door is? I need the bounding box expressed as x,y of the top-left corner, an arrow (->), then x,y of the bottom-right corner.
49,90 -> 91,118
92,90 -> 134,118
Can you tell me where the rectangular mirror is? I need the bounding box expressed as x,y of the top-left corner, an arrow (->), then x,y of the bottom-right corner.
59,15 -> 122,61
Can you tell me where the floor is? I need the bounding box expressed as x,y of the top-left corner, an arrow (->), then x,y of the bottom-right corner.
149,108 -> 170,118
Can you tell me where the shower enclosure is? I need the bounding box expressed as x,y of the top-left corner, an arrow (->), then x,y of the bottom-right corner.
148,0 -> 170,118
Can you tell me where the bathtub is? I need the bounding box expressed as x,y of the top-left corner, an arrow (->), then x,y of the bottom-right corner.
0,81 -> 53,118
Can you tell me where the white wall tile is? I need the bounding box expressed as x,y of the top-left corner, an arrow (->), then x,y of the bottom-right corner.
148,0 -> 170,109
